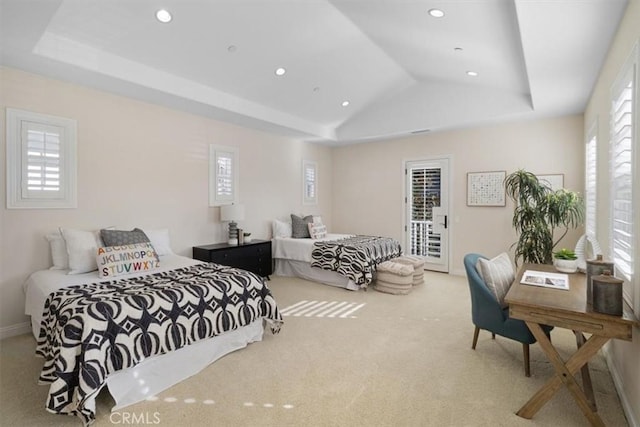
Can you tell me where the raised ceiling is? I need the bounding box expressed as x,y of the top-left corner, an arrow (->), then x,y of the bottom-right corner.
0,0 -> 629,145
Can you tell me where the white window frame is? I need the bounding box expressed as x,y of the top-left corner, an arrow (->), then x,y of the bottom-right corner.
209,144 -> 239,206
6,108 -> 77,209
585,120 -> 597,237
609,41 -> 639,315
302,160 -> 317,205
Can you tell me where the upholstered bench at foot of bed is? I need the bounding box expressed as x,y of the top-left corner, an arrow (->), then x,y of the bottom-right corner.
374,261 -> 414,295
393,255 -> 425,286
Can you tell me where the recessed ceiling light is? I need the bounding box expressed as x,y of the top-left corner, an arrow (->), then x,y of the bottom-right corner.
428,8 -> 445,18
341,101 -> 350,107
313,87 -> 320,92
454,47 -> 463,52
275,67 -> 286,76
156,9 -> 172,23
466,71 -> 479,77
227,45 -> 237,53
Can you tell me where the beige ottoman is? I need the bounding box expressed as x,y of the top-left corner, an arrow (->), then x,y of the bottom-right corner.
374,261 -> 414,295
394,255 -> 425,286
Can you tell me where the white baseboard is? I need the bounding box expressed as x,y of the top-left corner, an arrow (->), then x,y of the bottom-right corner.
603,344 -> 639,427
0,322 -> 31,340
450,268 -> 465,277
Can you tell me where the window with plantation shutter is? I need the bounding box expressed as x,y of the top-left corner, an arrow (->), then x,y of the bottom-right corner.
209,145 -> 239,206
24,122 -> 62,196
609,44 -> 637,310
302,160 -> 317,205
409,166 -> 441,257
6,109 -> 77,209
585,122 -> 597,236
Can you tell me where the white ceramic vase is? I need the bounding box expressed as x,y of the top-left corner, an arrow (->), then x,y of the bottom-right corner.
553,258 -> 578,273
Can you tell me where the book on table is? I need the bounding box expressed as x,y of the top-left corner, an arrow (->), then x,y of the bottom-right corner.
520,270 -> 569,290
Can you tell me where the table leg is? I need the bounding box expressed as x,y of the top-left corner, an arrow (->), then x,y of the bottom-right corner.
516,322 -> 608,427
575,331 -> 597,412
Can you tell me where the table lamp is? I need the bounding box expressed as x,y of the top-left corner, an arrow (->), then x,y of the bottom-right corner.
220,203 -> 245,245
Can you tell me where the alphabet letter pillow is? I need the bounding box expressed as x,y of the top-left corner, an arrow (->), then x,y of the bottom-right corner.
308,222 -> 327,239
97,242 -> 160,278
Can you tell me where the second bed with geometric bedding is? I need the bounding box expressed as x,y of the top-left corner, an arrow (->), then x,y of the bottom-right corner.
273,231 -> 401,290
310,235 -> 402,288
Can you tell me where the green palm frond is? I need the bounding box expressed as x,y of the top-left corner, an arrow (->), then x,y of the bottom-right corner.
505,170 -> 584,266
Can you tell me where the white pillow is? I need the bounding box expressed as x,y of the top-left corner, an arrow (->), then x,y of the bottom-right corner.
46,231 -> 69,270
476,252 -> 515,308
272,219 -> 292,238
97,242 -> 160,278
141,228 -> 173,256
60,228 -> 102,274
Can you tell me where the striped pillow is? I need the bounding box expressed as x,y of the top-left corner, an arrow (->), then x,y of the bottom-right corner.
476,252 -> 515,308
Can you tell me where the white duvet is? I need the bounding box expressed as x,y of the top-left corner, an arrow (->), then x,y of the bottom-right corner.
272,233 -> 353,262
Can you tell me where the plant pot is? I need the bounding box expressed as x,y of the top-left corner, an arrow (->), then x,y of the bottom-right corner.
554,258 -> 578,273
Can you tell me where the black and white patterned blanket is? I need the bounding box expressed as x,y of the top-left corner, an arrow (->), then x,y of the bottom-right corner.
310,235 -> 402,288
36,263 -> 283,425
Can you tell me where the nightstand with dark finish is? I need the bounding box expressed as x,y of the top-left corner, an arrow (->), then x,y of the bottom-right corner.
192,239 -> 272,279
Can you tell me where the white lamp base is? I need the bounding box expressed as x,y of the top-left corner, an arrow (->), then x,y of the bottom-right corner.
227,238 -> 238,245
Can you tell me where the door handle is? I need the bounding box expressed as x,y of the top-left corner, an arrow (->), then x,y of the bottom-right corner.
443,215 -> 448,229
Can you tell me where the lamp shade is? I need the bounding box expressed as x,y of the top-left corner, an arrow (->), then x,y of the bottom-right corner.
220,203 -> 245,222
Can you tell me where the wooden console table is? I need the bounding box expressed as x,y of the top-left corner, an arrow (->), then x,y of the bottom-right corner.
504,263 -> 636,426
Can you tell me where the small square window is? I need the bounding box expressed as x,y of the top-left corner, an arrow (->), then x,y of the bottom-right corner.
6,108 -> 77,209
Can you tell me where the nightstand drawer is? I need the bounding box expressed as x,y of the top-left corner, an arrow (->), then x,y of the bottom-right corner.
192,240 -> 272,278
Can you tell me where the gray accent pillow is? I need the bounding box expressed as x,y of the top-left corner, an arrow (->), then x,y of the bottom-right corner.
291,214 -> 313,238
100,228 -> 150,247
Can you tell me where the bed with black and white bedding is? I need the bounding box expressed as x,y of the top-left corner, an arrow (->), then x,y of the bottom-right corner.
24,228 -> 282,425
272,216 -> 402,290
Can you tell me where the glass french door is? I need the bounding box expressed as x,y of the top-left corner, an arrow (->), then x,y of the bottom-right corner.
405,158 -> 449,272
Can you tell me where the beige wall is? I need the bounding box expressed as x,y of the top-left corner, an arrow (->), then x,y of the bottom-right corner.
584,0 -> 640,424
0,67 -> 333,332
2,1 -> 639,419
331,115 -> 585,275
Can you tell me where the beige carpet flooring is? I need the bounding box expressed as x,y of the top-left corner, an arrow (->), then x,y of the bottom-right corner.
0,272 -> 629,427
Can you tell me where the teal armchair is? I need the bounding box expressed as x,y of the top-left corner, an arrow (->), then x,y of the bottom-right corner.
463,253 -> 552,377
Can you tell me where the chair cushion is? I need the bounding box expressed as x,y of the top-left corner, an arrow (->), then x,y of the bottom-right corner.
476,252 -> 515,308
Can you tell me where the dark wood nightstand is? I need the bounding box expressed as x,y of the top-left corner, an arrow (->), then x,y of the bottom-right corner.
192,239 -> 272,279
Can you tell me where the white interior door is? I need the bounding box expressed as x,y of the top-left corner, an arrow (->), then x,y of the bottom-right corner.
405,159 -> 450,272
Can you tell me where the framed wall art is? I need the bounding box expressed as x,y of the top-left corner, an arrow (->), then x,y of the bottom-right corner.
467,171 -> 506,206
536,174 -> 564,191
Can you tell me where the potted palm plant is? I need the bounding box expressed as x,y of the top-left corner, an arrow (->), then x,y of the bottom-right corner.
505,170 -> 584,266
